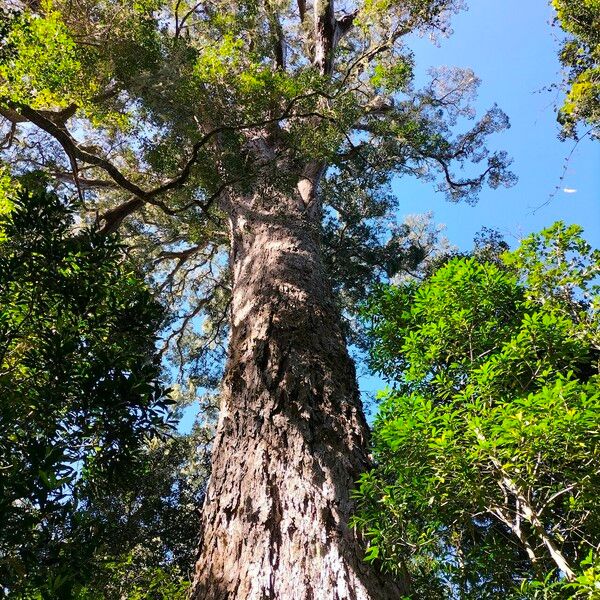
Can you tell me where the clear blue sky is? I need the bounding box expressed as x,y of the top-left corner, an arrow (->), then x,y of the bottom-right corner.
395,0 -> 599,251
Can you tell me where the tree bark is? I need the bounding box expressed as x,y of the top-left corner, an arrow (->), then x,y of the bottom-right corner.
190,183 -> 403,599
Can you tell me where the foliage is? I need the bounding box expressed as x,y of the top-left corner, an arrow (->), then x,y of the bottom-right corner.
552,0 -> 600,138
0,6 -> 87,109
0,1 -> 516,385
354,223 -> 600,598
0,165 -> 18,242
0,182 -> 174,597
72,395 -> 216,600
76,563 -> 191,600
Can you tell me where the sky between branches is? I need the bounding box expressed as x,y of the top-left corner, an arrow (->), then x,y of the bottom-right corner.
397,0 -> 599,251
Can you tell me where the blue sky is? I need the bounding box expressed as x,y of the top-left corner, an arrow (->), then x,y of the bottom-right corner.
395,0 -> 599,251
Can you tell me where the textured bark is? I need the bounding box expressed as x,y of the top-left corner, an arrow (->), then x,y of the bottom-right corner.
191,184 -> 403,599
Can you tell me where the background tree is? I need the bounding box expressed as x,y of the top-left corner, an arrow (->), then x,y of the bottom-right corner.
354,222 -> 600,598
0,181 -> 178,598
0,2 -> 516,597
73,409 -> 216,600
552,0 -> 600,139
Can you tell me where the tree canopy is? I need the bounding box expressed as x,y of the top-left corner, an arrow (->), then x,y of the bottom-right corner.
0,0 -> 517,382
354,222 -> 600,598
553,0 -> 600,139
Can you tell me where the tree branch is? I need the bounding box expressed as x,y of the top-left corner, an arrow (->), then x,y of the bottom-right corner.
4,92 -> 340,232
297,0 -> 306,22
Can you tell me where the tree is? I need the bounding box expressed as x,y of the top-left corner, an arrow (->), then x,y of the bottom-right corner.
552,0 -> 600,139
0,2 -> 516,597
0,181 -> 175,597
73,410 -> 215,600
354,223 -> 600,598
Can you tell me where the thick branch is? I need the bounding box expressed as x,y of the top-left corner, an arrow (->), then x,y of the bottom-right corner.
98,198 -> 145,235
313,1 -> 357,76
490,504 -> 542,573
0,107 -> 28,124
475,429 -> 577,581
0,121 -> 16,150
297,0 -> 306,22
11,102 -> 150,198
314,0 -> 334,75
98,178 -> 229,235
5,94 -> 338,232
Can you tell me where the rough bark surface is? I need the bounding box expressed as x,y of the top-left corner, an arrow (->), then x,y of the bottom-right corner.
191,184 -> 403,599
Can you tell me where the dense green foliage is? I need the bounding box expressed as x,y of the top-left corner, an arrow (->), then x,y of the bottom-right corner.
553,0 -> 600,138
354,223 -> 600,598
0,183 -> 184,597
71,418 -> 214,600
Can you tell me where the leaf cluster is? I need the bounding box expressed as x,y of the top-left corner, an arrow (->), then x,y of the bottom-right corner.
354,222 -> 600,598
552,0 -> 600,138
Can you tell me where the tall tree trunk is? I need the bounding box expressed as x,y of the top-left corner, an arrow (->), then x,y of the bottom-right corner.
190,182 -> 403,599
